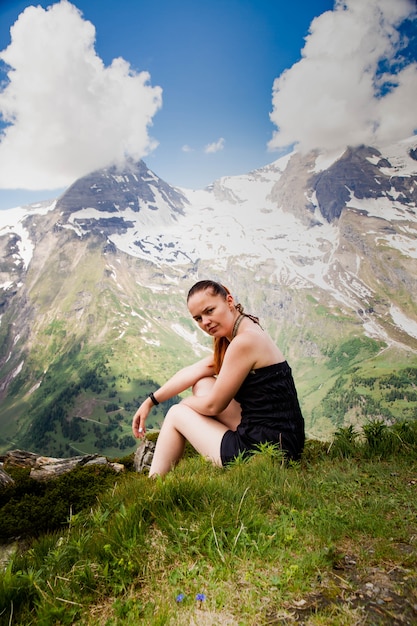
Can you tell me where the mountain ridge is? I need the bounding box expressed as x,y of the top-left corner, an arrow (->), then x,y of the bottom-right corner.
0,139 -> 416,456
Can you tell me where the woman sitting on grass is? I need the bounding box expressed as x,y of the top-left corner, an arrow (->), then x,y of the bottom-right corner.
132,280 -> 305,477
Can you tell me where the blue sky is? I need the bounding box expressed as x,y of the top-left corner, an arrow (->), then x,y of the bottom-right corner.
0,0 -> 416,209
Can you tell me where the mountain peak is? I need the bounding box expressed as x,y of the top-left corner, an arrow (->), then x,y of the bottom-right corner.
309,142 -> 417,223
56,159 -> 188,216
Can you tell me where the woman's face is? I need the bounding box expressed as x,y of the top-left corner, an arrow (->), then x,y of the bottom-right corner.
188,289 -> 235,338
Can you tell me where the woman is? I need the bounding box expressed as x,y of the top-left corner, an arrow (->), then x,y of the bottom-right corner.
132,280 -> 305,477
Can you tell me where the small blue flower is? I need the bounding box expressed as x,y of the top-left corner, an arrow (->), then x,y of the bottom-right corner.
196,593 -> 206,602
176,593 -> 185,603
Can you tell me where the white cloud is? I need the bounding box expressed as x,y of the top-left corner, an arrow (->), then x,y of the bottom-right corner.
268,0 -> 417,154
182,144 -> 194,152
204,137 -> 225,154
0,0 -> 162,190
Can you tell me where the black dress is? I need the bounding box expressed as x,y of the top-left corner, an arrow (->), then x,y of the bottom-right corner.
220,361 -> 305,464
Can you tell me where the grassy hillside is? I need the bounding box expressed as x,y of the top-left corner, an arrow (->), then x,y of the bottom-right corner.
1,426 -> 417,625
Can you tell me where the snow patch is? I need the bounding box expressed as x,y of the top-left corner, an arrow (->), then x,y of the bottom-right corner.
171,323 -> 210,354
0,201 -> 56,268
376,136 -> 417,177
142,337 -> 160,346
390,306 -> 417,340
0,281 -> 14,290
313,149 -> 345,173
10,360 -> 24,378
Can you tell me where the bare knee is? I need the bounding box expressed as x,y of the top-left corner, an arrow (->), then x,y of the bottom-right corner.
163,404 -> 182,425
192,376 -> 216,396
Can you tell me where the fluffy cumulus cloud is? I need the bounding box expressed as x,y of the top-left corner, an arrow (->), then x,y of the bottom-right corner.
204,137 -> 225,154
269,0 -> 417,153
0,0 -> 162,189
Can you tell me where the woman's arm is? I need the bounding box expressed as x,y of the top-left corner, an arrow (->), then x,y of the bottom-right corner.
132,355 -> 215,438
182,334 -> 256,416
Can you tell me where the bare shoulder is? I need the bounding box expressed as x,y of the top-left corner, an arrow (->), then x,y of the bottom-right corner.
233,325 -> 284,367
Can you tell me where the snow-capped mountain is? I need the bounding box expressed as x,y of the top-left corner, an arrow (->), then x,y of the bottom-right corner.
16,137 -> 417,340
0,138 -> 416,455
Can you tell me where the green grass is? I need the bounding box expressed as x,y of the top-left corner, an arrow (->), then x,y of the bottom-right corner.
1,427 -> 417,625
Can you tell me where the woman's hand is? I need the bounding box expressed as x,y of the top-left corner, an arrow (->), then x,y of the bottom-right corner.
131,357 -> 216,439
132,399 -> 152,439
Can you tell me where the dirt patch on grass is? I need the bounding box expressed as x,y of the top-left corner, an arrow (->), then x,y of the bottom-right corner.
68,396 -> 103,419
272,546 -> 417,625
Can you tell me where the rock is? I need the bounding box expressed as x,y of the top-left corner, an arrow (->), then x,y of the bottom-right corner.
134,439 -> 156,473
0,467 -> 15,487
3,449 -> 125,481
4,449 -> 39,468
108,462 -> 125,473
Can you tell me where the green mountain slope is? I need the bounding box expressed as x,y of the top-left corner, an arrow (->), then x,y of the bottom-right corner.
1,211 -> 416,456
1,145 -> 417,456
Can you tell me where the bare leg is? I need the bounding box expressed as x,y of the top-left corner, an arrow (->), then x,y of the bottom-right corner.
148,404 -> 229,477
149,377 -> 241,477
192,376 -> 241,431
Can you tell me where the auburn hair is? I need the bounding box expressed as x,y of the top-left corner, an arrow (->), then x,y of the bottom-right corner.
187,280 -> 261,375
